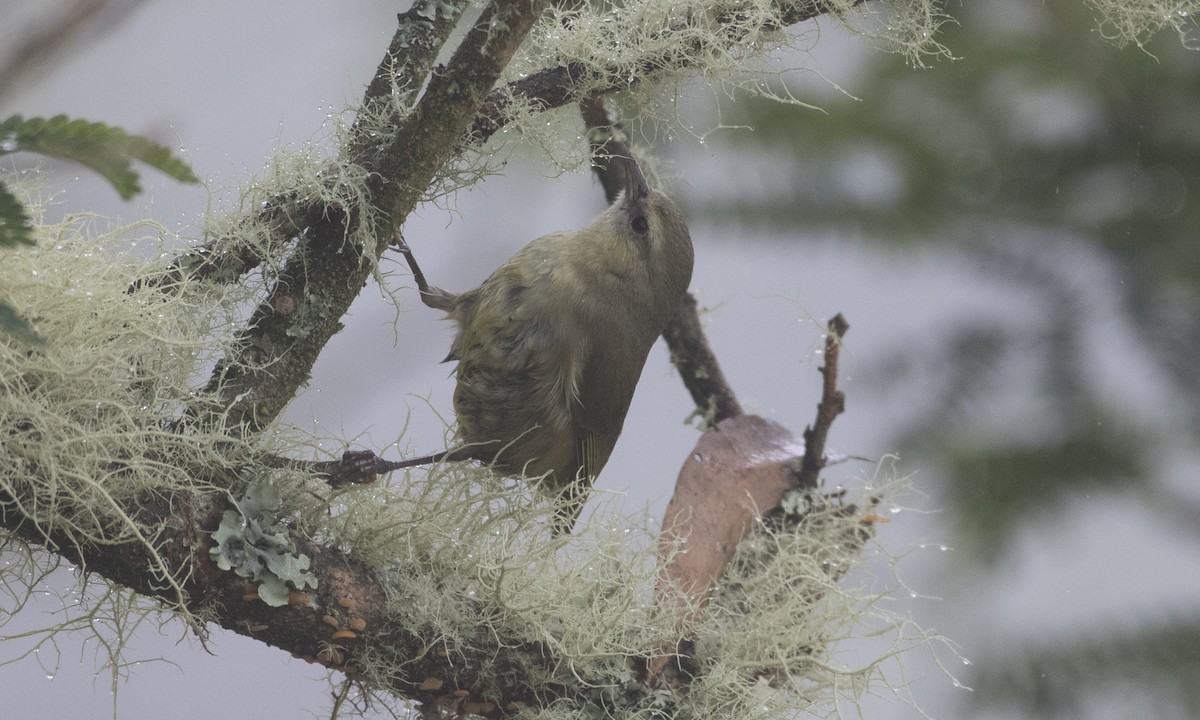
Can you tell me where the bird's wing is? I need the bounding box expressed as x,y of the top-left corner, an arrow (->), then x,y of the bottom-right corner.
451,255 -> 582,476
570,322 -> 650,481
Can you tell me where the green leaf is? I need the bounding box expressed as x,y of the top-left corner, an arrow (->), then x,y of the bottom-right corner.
0,183 -> 42,343
0,182 -> 35,248
0,114 -> 199,200
0,302 -> 43,346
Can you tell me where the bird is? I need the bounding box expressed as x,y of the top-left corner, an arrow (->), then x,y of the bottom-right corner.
392,156 -> 693,532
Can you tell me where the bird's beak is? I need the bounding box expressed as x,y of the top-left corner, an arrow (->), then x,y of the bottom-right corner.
622,156 -> 650,210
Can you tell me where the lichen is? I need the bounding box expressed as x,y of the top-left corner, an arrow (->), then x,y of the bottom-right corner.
1084,0 -> 1200,48
210,482 -> 317,607
483,0 -> 950,176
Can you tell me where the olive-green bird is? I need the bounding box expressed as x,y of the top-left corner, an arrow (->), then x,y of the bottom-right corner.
394,157 -> 693,532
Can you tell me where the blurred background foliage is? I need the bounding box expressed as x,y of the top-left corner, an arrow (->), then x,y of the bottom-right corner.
697,2 -> 1200,718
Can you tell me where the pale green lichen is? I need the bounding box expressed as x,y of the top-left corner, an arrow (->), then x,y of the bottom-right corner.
485,0 -> 949,175
272,446 -> 943,719
210,482 -> 317,606
202,137 -> 381,269
1085,0 -> 1200,48
0,186 -> 260,712
0,206 -> 247,560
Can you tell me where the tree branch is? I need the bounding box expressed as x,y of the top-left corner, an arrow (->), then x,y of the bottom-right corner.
662,293 -> 744,426
132,0 -> 476,295
0,484 -> 565,714
200,0 -> 550,432
472,0 -> 869,143
352,0 -> 472,147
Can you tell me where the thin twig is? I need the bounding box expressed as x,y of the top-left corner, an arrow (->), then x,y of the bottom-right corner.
795,313 -> 849,489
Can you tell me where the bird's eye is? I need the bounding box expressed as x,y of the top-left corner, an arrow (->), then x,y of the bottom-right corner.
632,215 -> 649,234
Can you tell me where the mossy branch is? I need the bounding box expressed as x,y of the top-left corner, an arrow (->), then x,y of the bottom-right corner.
135,0 -> 474,293
352,0 -> 473,153
152,0 -> 872,287
200,0 -> 550,433
0,484 -> 567,713
472,0 -> 871,142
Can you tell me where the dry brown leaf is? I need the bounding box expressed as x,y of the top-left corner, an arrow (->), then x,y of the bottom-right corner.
648,414 -> 802,683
